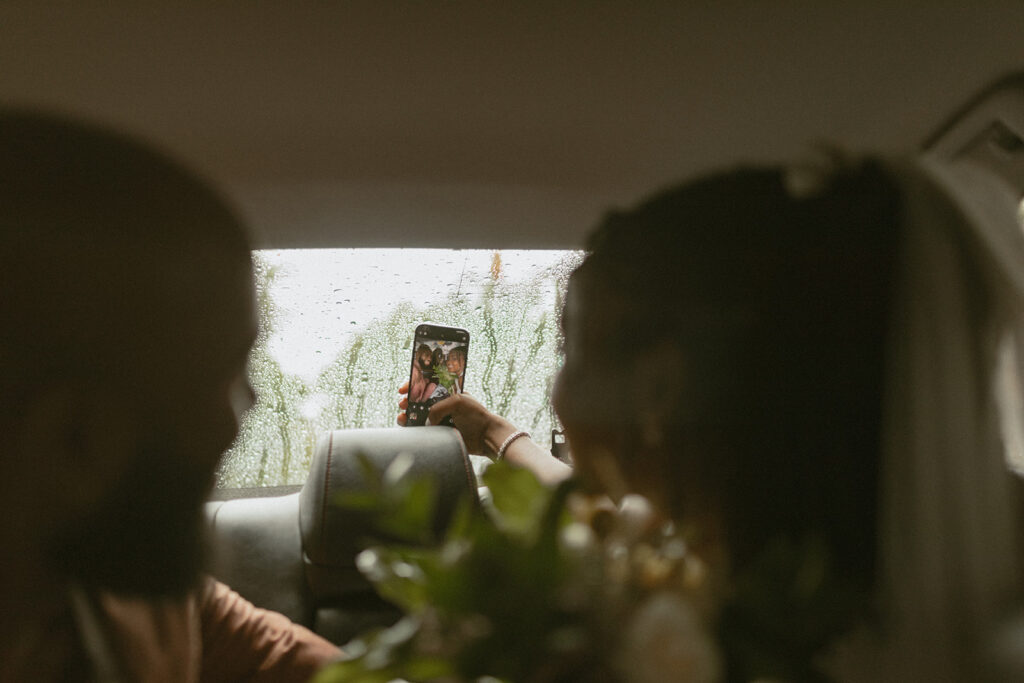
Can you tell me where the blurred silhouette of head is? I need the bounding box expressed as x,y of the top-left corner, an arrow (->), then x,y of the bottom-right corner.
0,109 -> 256,597
554,159 -> 901,603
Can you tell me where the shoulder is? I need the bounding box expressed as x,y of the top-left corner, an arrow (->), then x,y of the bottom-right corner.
96,589 -> 202,682
199,578 -> 340,683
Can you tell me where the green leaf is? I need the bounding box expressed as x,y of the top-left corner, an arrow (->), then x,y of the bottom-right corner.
482,460 -> 551,537
404,656 -> 455,680
431,359 -> 457,390
310,661 -> 394,683
377,477 -> 438,545
332,490 -> 381,511
327,452 -> 594,682
354,451 -> 384,495
361,547 -> 431,611
332,452 -> 441,546
444,492 -> 481,542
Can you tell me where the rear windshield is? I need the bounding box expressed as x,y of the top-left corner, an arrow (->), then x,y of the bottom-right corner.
216,248 -> 582,488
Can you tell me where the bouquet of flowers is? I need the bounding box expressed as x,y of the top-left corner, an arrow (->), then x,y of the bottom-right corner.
312,459 -> 721,683
431,359 -> 459,393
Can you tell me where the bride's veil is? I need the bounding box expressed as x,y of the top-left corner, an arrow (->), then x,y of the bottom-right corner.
868,156 -> 1024,681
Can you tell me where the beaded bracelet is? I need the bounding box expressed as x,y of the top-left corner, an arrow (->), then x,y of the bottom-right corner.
496,430 -> 530,461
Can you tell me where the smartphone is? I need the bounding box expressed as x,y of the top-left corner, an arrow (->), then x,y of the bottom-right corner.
405,323 -> 470,426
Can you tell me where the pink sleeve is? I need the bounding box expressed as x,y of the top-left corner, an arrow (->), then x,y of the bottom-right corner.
199,579 -> 341,683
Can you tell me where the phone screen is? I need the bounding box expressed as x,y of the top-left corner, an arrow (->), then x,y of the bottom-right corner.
405,323 -> 469,426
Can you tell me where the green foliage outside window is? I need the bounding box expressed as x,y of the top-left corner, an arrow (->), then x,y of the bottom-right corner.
216,251 -> 582,488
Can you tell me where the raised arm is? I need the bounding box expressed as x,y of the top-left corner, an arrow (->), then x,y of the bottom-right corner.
398,384 -> 573,486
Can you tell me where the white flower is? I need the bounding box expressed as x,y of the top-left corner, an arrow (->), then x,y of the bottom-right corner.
616,592 -> 721,683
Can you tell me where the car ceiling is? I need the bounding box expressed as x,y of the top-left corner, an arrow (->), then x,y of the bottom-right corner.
1,2 -> 1023,249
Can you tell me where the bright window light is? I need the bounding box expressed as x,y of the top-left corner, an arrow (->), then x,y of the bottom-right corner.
217,248 -> 582,488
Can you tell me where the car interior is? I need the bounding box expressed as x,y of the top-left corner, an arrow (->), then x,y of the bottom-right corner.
4,3 -> 1024,649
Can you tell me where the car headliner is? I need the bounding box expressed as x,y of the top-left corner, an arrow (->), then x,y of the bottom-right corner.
1,2 -> 1022,249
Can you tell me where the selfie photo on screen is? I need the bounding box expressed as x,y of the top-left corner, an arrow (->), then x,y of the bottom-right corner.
406,324 -> 469,426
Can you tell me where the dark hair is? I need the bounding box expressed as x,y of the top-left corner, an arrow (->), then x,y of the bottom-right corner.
0,109 -> 253,597
0,109 -> 250,410
431,347 -> 445,375
566,160 -> 902,666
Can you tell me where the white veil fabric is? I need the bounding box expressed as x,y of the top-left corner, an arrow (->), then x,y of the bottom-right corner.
862,157 -> 1024,681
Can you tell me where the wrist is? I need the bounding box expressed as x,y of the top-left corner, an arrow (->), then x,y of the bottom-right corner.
495,430 -> 531,461
483,419 -> 518,457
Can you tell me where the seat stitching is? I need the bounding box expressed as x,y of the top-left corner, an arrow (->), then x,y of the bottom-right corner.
320,431 -> 334,547
455,435 -> 479,503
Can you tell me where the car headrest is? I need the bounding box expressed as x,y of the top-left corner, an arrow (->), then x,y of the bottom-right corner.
299,427 -> 478,573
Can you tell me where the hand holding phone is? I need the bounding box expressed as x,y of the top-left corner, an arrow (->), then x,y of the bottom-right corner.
404,323 -> 469,426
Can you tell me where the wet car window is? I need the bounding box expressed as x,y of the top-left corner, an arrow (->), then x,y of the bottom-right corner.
216,248 -> 583,488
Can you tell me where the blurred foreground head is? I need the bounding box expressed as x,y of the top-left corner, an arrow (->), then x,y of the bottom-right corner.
556,156 -> 1024,678
0,109 -> 256,597
553,159 -> 902,660
556,159 -> 899,555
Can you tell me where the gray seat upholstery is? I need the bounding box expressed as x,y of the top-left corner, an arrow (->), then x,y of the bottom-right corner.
205,426 -> 477,645
206,493 -> 309,625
